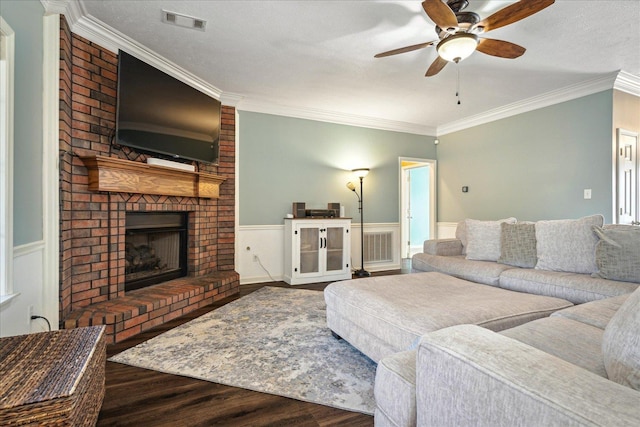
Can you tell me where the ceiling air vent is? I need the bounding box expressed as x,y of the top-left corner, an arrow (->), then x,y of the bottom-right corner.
162,10 -> 207,31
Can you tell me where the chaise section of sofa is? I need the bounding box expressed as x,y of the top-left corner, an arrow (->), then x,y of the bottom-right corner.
374,286 -> 640,427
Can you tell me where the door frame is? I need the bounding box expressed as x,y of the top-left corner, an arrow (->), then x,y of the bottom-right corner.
399,157 -> 437,259
615,128 -> 639,224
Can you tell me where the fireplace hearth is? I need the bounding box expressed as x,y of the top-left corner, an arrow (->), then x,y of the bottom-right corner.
125,212 -> 188,292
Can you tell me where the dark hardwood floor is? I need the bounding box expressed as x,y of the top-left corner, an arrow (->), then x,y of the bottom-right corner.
97,275 -> 397,426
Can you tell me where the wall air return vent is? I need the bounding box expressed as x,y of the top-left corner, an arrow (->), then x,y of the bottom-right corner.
162,10 -> 207,31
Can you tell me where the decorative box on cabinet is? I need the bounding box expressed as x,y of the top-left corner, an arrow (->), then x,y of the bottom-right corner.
284,218 -> 351,285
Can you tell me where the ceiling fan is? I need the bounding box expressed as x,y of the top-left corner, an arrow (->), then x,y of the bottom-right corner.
375,0 -> 555,77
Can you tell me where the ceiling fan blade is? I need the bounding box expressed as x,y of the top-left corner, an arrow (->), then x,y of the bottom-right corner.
374,41 -> 435,58
477,0 -> 555,33
477,38 -> 526,58
425,56 -> 448,77
422,0 -> 458,31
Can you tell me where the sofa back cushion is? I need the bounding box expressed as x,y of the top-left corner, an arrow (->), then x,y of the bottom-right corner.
465,218 -> 517,262
535,215 -> 603,274
592,225 -> 640,284
455,220 -> 467,255
602,287 -> 640,390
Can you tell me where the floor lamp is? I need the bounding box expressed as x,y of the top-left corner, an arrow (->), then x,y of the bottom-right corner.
347,168 -> 370,278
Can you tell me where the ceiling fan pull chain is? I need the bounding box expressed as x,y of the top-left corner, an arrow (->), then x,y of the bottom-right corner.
456,63 -> 461,105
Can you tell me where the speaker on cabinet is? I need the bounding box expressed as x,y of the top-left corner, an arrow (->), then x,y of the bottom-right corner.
292,202 -> 306,218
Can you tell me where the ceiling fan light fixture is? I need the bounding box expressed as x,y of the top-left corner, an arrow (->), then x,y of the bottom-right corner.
437,33 -> 478,63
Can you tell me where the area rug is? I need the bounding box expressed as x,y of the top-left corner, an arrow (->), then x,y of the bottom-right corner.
109,286 -> 376,415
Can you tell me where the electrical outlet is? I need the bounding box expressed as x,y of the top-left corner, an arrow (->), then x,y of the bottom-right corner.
27,305 -> 33,325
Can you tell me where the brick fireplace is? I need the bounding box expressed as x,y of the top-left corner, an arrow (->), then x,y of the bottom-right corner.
58,17 -> 239,343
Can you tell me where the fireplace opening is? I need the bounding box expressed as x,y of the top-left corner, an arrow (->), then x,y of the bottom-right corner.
125,212 -> 188,292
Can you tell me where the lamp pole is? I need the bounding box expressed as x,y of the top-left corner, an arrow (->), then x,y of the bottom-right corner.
352,169 -> 370,278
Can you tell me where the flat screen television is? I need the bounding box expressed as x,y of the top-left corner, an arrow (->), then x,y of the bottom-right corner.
116,51 -> 220,164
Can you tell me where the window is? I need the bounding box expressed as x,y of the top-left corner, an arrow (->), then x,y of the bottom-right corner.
0,16 -> 15,303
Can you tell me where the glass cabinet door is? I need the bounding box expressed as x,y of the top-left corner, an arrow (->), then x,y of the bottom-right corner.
325,226 -> 345,272
298,226 -> 320,274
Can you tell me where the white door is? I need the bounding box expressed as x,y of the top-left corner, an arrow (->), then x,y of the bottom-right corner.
617,129 -> 639,225
400,158 -> 436,260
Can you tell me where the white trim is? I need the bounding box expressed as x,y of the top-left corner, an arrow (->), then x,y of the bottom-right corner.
236,100 -> 437,136
40,2 -> 639,138
399,157 -> 437,259
42,14 -> 60,330
437,72 -> 622,136
41,0 -> 222,100
0,293 -> 18,307
350,222 -> 401,272
614,71 -> 640,97
0,16 -> 14,299
13,240 -> 46,258
437,222 -> 458,239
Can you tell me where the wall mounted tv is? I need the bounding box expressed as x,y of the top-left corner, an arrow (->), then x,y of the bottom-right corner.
116,50 -> 220,164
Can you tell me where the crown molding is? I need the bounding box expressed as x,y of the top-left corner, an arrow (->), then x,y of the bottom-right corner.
236,100 -> 437,136
614,70 -> 640,97
40,1 -> 639,137
41,0 -> 223,100
437,71 -> 624,136
220,93 -> 244,108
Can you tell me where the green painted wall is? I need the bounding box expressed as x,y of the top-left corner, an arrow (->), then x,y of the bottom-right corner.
1,0 -> 44,245
238,112 -> 436,225
437,90 -> 614,223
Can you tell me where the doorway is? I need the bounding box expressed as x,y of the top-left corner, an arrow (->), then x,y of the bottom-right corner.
399,158 -> 436,269
616,129 -> 639,225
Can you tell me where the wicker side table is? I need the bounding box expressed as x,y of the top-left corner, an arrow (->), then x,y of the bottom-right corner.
0,326 -> 106,426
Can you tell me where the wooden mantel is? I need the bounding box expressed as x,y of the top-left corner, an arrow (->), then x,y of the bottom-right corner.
80,155 -> 226,198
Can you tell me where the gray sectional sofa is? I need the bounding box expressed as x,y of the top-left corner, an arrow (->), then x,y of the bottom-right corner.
325,215 -> 640,426
411,215 -> 639,303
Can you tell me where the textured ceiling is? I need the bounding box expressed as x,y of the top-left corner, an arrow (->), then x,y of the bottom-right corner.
78,0 -> 640,134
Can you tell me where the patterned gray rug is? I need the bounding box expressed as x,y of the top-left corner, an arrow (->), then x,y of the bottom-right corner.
109,286 -> 376,415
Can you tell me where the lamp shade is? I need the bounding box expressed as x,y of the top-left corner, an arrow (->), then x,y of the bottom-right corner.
437,33 -> 478,63
352,168 -> 370,179
346,182 -> 356,191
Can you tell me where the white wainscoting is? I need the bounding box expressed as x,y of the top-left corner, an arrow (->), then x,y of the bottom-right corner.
237,225 -> 285,284
437,222 -> 458,239
351,223 -> 401,273
237,222 -> 401,285
0,241 -> 48,337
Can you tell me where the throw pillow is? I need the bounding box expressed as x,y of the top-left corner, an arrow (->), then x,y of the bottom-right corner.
592,225 -> 640,283
498,222 -> 537,268
534,215 -> 604,274
602,286 -> 640,390
465,217 -> 517,262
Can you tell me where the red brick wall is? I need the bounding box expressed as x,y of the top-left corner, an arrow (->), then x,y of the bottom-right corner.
58,16 -> 236,325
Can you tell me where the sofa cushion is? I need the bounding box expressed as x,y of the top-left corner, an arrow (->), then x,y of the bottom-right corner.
465,217 -> 517,261
501,317 -> 606,377
535,214 -> 603,274
552,294 -> 629,329
375,350 -> 416,427
499,268 -> 638,304
423,238 -> 463,256
324,272 -> 572,361
603,287 -> 640,390
592,225 -> 640,283
498,222 -> 537,268
412,253 -> 512,286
